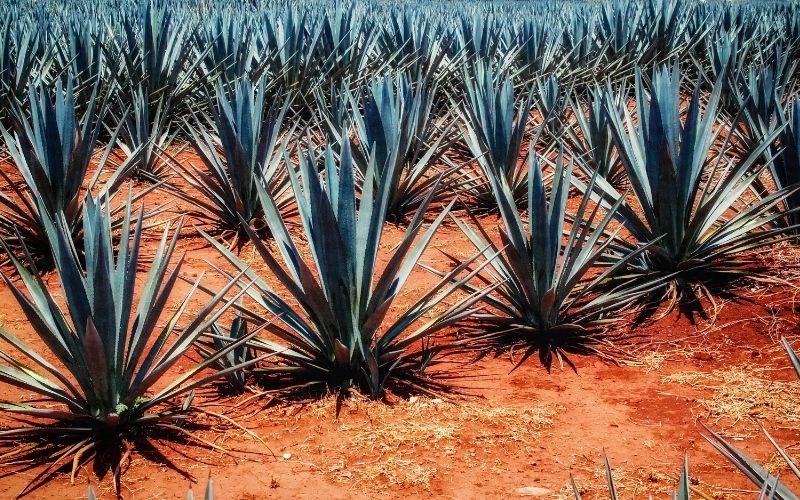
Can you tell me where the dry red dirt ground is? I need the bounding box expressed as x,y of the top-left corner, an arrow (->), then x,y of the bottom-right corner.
0,158 -> 799,499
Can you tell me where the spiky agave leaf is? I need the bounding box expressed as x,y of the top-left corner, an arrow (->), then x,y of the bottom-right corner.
443,148 -> 656,370
0,194 -> 261,496
172,77 -> 294,247
0,75 -> 156,270
203,141 -> 494,398
582,64 -> 799,313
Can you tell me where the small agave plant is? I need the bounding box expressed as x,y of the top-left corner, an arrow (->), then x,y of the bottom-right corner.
109,1 -> 211,181
0,195 -> 259,496
196,316 -> 258,394
203,141 -> 493,397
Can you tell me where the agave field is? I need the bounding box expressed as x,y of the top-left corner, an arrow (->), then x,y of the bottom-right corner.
1,0 -> 800,497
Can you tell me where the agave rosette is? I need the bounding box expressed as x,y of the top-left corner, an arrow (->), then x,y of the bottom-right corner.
582,65 -> 798,310
0,77 -> 158,270
172,77 -> 295,246
203,141 -> 494,397
443,149 -> 655,370
0,195 -> 259,496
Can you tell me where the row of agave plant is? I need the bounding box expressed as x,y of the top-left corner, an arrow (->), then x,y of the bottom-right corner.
0,0 -> 798,147
0,55 -> 798,495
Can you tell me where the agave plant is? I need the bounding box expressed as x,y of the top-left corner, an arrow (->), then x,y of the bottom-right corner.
116,85 -> 178,181
173,78 -> 294,246
0,195 -> 258,496
315,6 -> 383,89
109,1 -> 211,180
456,63 -> 536,211
702,337 -> 800,499
773,98 -> 800,231
202,142 -> 492,397
0,77 -> 151,269
444,149 -> 654,370
257,8 -> 322,101
379,11 -> 450,82
317,73 -> 455,222
534,73 -> 571,141
512,18 -> 563,83
583,65 -> 796,312
452,14 -> 506,67
731,51 -> 794,162
196,14 -> 263,85
565,84 -> 627,189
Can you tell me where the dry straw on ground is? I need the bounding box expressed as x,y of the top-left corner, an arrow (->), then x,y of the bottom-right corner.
276,396 -> 555,491
662,367 -> 800,425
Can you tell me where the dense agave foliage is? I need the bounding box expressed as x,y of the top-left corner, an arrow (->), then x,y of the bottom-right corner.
0,0 -> 799,495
